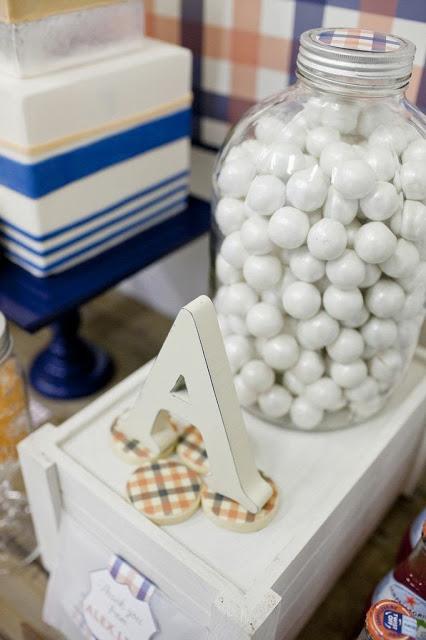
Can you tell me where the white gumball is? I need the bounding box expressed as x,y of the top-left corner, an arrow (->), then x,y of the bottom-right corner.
233,374 -> 257,407
401,161 -> 426,200
332,159 -> 376,200
398,200 -> 426,242
306,126 -> 340,157
323,285 -> 363,322
282,281 -> 321,320
307,218 -> 347,261
246,302 -> 284,338
303,96 -> 325,126
290,396 -> 323,430
240,139 -> 265,163
358,104 -> 396,138
215,198 -> 246,235
398,317 -> 423,348
281,267 -> 297,289
380,238 -> 420,278
320,141 -> 356,177
283,370 -> 306,395
241,359 -> 274,393
329,359 -> 368,389
361,318 -> 398,350
221,231 -> 249,268
346,219 -> 361,248
255,115 -> 284,144
240,215 -> 274,255
246,175 -> 286,215
350,396 -> 383,420
346,377 -> 379,403
325,249 -> 366,290
226,282 -> 258,314
218,157 -> 256,197
396,290 -> 425,320
369,349 -> 403,384
290,350 -> 325,384
296,311 -> 339,350
360,182 -> 400,221
365,280 -> 405,318
228,314 -> 250,336
326,328 -> 364,364
224,335 -> 253,373
258,385 -> 292,418
342,306 -> 369,329
216,254 -> 241,285
289,247 -> 325,283
278,120 -> 307,148
369,125 -> 408,156
243,255 -> 282,291
304,154 -> 317,169
321,99 -> 359,134
257,143 -> 305,181
305,377 -> 344,411
214,286 -> 230,314
364,147 -> 397,182
354,222 -> 397,264
397,261 -> 426,292
323,186 -> 358,225
268,206 -> 310,249
261,334 -> 299,371
359,263 -> 381,288
402,139 -> 426,164
261,287 -> 282,308
286,166 -> 329,212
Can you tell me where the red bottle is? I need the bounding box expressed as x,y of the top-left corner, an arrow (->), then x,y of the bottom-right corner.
372,523 -> 426,638
358,600 -> 417,639
397,509 -> 426,563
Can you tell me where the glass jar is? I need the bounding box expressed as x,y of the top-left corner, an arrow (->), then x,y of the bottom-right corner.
0,312 -> 37,573
211,27 -> 426,431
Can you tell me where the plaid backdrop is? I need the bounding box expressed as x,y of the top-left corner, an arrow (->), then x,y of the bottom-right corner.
143,0 -> 426,149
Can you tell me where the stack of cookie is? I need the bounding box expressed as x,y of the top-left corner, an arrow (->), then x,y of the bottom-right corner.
110,411 -> 279,533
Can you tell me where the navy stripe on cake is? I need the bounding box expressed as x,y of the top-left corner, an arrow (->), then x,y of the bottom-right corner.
0,109 -> 191,199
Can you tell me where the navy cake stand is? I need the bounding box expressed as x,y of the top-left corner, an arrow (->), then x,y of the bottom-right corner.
0,196 -> 210,399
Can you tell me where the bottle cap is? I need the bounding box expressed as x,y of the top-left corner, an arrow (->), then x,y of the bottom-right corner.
366,600 -> 417,639
0,312 -> 12,363
297,28 -> 415,95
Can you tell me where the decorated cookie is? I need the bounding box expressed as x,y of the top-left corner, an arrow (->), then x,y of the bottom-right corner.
127,460 -> 202,525
176,425 -> 209,475
110,411 -> 177,465
201,473 -> 279,533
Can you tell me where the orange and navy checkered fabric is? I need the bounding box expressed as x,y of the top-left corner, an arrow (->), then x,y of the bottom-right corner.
143,0 -> 426,149
177,425 -> 209,474
127,460 -> 201,518
201,473 -> 277,524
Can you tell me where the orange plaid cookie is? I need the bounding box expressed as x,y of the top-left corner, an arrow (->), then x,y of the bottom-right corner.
201,473 -> 279,533
127,460 -> 202,525
176,425 -> 209,475
110,410 -> 177,465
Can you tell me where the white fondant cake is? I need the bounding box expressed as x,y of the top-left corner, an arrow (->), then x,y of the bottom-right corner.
0,39 -> 192,276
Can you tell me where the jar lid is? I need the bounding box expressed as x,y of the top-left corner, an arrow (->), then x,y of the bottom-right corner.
366,600 -> 417,639
0,312 -> 12,363
297,28 -> 416,94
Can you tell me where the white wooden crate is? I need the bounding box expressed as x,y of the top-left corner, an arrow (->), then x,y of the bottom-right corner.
19,350 -> 426,640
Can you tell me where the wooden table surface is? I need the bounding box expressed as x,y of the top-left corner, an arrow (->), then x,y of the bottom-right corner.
4,290 -> 425,640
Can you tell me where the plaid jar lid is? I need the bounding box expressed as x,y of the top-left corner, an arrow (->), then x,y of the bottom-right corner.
201,472 -> 279,533
110,410 -> 177,465
127,459 -> 202,525
176,425 -> 209,476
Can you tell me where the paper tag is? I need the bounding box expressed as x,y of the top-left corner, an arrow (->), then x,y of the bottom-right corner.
83,556 -> 157,640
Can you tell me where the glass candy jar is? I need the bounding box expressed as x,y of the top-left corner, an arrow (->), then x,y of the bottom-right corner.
212,28 -> 426,431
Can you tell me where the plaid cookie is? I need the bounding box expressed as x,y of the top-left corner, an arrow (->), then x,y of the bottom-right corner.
176,425 -> 209,475
127,460 -> 201,525
110,410 -> 177,465
201,473 -> 279,533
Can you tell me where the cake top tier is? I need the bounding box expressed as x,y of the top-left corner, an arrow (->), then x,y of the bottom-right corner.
0,0 -> 123,23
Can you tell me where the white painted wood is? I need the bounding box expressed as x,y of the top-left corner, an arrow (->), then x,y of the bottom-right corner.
20,348 -> 426,639
125,295 -> 272,513
17,424 -> 62,572
210,590 -> 281,640
402,420 -> 426,496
